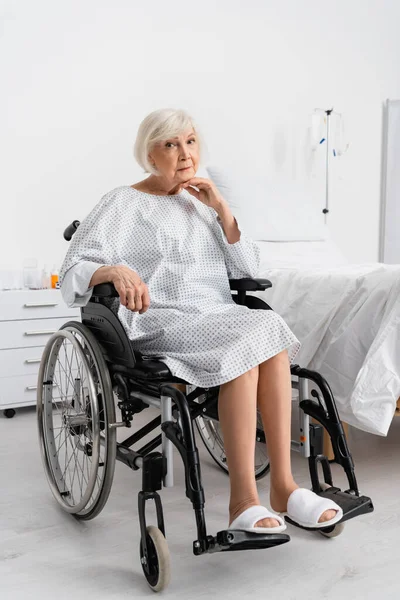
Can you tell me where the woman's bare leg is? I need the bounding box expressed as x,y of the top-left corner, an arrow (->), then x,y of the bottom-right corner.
257,350 -> 336,522
218,367 -> 280,528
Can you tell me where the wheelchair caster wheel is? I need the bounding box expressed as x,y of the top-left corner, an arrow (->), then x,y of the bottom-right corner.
319,522 -> 345,538
318,482 -> 345,538
139,526 -> 171,592
3,409 -> 16,419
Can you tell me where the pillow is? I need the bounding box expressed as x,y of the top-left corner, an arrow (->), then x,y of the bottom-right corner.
256,240 -> 348,270
206,165 -> 327,242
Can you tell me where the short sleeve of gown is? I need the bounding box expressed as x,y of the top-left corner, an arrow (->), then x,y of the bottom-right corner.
213,215 -> 260,279
59,191 -> 124,308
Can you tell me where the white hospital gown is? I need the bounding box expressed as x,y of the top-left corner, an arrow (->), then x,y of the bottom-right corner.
60,186 -> 300,387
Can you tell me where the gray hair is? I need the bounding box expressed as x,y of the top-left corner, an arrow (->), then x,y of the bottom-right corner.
134,108 -> 201,175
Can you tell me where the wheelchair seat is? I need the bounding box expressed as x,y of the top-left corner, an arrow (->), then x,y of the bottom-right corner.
128,356 -> 173,381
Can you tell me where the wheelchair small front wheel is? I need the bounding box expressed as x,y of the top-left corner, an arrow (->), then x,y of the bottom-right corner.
37,322 -> 116,520
318,483 -> 345,538
140,526 -> 171,592
319,522 -> 345,538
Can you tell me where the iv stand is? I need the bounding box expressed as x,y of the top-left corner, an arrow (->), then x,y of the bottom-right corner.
314,106 -> 348,223
313,106 -> 334,224
323,108 -> 333,224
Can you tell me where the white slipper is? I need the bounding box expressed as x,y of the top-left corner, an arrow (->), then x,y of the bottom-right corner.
282,488 -> 343,529
228,505 -> 287,534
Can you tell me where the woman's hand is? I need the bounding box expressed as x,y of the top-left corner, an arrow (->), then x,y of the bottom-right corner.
110,265 -> 150,313
181,177 -> 226,212
182,177 -> 241,243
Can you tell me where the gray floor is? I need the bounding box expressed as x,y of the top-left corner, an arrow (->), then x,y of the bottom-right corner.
1,405 -> 399,600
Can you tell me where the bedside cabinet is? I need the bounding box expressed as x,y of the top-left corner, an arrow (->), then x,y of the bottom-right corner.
0,289 -> 80,418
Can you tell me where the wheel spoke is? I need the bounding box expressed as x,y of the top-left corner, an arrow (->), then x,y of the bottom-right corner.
41,333 -> 97,510
39,327 -> 116,517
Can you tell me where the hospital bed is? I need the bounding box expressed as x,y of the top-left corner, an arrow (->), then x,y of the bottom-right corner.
207,165 -> 400,437
255,239 -> 400,437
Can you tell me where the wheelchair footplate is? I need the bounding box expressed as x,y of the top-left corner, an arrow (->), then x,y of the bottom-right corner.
194,530 -> 290,555
284,486 -> 374,532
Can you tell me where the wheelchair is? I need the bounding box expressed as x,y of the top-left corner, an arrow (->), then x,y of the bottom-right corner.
37,220 -> 374,592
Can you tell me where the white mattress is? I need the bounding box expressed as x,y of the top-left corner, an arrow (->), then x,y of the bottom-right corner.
254,240 -> 400,436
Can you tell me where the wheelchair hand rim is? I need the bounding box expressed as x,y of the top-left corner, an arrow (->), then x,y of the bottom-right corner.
37,330 -> 101,514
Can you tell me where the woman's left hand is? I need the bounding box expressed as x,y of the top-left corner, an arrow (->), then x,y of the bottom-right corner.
183,177 -> 240,243
182,178 -> 226,213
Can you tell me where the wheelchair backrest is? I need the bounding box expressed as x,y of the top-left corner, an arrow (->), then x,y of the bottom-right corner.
63,219 -> 137,369
81,297 -> 137,369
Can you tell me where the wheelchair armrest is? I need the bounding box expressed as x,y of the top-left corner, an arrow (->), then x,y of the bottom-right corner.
91,278 -> 272,299
229,278 -> 272,291
92,283 -> 120,298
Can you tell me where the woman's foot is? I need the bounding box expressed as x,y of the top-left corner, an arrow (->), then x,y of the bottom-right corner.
270,482 -> 337,523
229,498 -> 281,529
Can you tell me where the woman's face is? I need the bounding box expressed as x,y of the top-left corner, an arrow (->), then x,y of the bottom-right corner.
148,128 -> 199,186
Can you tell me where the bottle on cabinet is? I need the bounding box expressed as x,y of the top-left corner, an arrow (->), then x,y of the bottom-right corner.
50,265 -> 60,289
41,265 -> 51,289
23,258 -> 41,289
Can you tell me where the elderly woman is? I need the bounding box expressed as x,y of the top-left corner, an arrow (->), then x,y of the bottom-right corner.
60,108 -> 342,534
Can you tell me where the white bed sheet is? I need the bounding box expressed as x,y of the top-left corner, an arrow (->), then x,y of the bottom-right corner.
254,240 -> 400,436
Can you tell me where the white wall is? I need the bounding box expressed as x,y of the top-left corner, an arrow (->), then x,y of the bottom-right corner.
380,100 -> 400,263
1,0 -> 400,270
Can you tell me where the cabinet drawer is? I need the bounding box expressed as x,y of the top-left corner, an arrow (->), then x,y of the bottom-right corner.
0,317 -> 80,350
0,347 -> 45,378
0,373 -> 54,408
0,289 -> 80,321
0,342 -> 76,378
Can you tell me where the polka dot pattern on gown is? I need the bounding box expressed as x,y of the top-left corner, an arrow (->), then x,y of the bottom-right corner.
60,186 -> 301,387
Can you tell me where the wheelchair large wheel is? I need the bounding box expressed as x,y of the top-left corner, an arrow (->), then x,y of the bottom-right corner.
195,408 -> 270,480
37,321 -> 116,520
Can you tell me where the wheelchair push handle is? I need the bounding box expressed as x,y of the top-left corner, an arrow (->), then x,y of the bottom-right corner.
63,220 -> 81,241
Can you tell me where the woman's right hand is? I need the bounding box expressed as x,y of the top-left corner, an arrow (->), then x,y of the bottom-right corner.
110,265 -> 150,314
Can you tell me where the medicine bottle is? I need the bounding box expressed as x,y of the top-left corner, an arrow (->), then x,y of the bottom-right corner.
41,265 -> 51,289
51,265 -> 59,289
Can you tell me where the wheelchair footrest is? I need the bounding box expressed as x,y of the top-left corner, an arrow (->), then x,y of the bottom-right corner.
319,487 -> 374,525
204,530 -> 290,554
